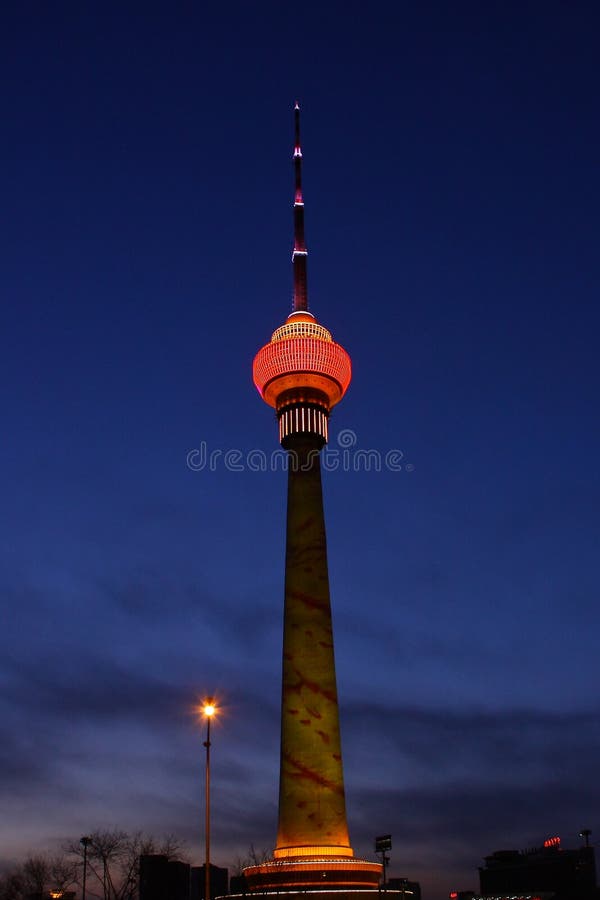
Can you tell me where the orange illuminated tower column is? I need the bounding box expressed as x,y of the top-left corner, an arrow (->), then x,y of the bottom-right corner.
246,105 -> 381,893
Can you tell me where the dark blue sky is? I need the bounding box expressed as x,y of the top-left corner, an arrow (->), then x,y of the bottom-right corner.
2,3 -> 599,898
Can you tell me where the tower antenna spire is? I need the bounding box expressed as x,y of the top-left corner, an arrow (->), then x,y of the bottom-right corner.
292,101 -> 308,312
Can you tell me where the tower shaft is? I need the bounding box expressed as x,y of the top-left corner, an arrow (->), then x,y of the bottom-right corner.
277,436 -> 350,855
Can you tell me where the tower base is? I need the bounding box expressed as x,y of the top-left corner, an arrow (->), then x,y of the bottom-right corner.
243,857 -> 382,892
228,892 -> 411,900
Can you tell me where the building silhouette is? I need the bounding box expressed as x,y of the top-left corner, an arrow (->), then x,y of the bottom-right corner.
477,838 -> 598,899
139,855 -> 190,900
228,875 -> 247,895
191,865 -> 228,900
139,856 -> 228,900
387,876 -> 422,899
243,105 -> 381,895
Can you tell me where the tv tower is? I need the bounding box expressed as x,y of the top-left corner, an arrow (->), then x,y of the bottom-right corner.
245,105 -> 381,893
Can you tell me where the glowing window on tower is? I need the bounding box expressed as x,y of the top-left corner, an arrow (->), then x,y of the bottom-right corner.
271,321 -> 332,341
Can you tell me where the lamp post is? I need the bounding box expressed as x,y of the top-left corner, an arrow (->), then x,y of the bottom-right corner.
80,836 -> 91,900
375,835 -> 392,891
202,698 -> 216,900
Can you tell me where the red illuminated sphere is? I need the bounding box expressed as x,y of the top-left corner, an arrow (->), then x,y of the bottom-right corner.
253,310 -> 351,411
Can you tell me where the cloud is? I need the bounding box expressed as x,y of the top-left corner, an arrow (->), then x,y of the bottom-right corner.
2,566 -> 598,900
95,572 -> 282,669
2,653 -> 186,728
0,728 -> 49,790
343,701 -> 600,785
341,702 -> 600,897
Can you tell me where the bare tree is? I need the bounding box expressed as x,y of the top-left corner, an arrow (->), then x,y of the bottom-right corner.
247,844 -> 270,866
22,856 -> 50,898
0,870 -> 26,900
65,831 -> 128,900
0,854 -> 74,900
65,829 -> 187,900
48,856 -> 77,895
157,835 -> 188,864
2,831 -> 188,900
232,844 -> 270,874
114,832 -> 153,900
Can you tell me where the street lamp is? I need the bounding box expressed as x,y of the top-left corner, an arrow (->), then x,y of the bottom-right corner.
80,836 -> 91,900
202,698 -> 217,900
375,835 -> 392,890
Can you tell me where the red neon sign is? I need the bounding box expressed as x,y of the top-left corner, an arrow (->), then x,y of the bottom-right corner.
544,835 -> 561,848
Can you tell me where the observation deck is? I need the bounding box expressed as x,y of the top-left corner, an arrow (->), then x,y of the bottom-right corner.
253,311 -> 351,446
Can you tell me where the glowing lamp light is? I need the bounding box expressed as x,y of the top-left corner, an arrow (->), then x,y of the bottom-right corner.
202,698 -> 216,717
